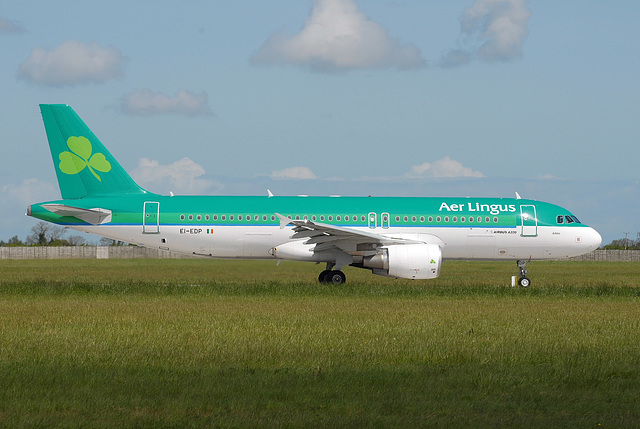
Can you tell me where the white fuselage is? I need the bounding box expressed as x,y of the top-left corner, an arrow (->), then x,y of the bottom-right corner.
71,223 -> 601,262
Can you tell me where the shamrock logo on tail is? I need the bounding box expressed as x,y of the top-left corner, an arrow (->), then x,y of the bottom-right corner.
58,136 -> 111,181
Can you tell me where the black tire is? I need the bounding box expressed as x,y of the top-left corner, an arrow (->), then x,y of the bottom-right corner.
324,270 -> 346,284
518,277 -> 531,288
318,270 -> 331,283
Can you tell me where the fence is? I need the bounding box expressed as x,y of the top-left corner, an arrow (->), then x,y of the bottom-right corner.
1,247 -> 640,261
571,250 -> 640,262
0,246 -> 200,260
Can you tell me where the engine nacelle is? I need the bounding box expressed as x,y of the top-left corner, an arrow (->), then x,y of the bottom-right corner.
363,244 -> 442,280
270,240 -> 334,263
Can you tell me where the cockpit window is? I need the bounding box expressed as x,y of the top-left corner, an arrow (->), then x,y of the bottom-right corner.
557,215 -> 564,224
563,215 -> 581,224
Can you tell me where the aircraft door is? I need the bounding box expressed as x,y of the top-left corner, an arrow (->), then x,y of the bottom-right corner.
368,212 -> 377,229
381,212 -> 390,229
143,201 -> 160,234
520,205 -> 538,237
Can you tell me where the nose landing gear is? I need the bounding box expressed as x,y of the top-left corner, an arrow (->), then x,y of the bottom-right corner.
516,259 -> 531,287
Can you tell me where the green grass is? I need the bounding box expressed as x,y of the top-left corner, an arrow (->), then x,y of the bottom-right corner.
1,259 -> 639,427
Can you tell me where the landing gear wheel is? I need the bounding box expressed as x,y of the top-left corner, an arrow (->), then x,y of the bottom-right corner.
318,270 -> 331,283
323,270 -> 346,284
516,259 -> 532,288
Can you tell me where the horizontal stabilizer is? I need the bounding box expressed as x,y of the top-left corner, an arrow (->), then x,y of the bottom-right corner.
42,204 -> 112,225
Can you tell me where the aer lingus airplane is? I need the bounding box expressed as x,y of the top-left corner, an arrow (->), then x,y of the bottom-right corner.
28,105 -> 601,286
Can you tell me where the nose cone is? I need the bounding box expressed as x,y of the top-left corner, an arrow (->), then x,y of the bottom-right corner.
583,227 -> 602,252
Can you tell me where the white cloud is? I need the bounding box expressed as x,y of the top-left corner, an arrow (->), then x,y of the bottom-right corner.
252,0 -> 424,72
0,17 -> 26,34
132,158 -> 221,195
440,0 -> 531,67
271,166 -> 317,180
2,178 -> 58,206
405,157 -> 484,178
17,40 -> 124,86
120,89 -> 213,117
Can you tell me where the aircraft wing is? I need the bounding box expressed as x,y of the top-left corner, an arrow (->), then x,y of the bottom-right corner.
275,212 -> 432,254
42,204 -> 112,225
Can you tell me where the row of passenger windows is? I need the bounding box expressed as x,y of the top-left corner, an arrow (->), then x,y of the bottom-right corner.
400,215 -> 499,224
178,213 -> 501,224
180,214 -> 278,222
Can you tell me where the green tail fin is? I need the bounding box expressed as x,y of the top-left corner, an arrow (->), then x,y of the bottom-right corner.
40,104 -> 148,199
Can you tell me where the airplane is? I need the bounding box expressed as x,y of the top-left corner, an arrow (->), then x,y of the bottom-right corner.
27,104 -> 602,287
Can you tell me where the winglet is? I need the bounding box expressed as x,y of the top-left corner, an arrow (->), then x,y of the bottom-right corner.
275,213 -> 291,229
515,192 -> 522,200
267,189 -> 274,198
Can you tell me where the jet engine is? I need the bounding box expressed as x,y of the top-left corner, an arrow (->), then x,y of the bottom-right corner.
361,243 -> 442,280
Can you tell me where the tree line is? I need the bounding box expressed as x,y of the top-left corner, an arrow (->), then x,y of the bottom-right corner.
601,236 -> 640,250
0,221 -> 123,247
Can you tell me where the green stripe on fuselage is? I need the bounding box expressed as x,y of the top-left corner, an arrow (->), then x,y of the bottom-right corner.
29,196 -> 588,229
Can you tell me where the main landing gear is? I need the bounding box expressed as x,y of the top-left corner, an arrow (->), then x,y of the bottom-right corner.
516,259 -> 531,288
318,263 -> 346,284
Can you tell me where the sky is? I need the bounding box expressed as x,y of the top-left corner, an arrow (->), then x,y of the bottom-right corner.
1,0 -> 639,245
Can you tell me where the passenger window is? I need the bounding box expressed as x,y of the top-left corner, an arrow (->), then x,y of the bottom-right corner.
436,216 -> 441,222
452,216 -> 457,223
428,216 -> 433,222
221,215 -> 226,221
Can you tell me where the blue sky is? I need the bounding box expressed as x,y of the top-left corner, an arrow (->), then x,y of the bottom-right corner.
1,0 -> 638,245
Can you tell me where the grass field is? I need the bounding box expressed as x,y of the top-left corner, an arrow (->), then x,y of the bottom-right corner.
1,259 -> 639,428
